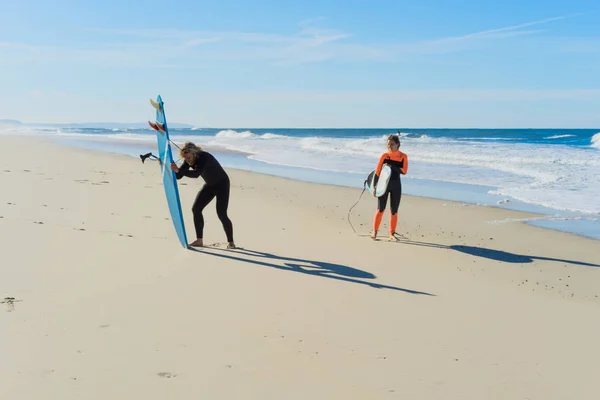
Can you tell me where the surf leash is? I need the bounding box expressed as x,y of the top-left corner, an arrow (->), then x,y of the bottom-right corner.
347,172 -> 373,235
139,152 -> 181,165
139,152 -> 159,163
148,120 -> 183,150
166,137 -> 182,150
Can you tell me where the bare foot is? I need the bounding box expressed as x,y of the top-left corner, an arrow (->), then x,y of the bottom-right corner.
227,241 -> 236,249
370,230 -> 377,240
389,234 -> 400,241
190,239 -> 204,247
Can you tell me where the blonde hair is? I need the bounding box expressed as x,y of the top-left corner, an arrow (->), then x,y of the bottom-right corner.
179,141 -> 203,159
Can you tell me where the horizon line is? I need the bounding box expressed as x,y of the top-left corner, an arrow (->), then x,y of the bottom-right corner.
1,120 -> 598,130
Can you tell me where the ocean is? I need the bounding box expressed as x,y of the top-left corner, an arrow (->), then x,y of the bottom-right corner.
3,125 -> 599,240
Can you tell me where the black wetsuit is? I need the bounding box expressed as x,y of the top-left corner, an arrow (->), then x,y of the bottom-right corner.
377,172 -> 402,214
175,152 -> 234,242
375,153 -> 406,214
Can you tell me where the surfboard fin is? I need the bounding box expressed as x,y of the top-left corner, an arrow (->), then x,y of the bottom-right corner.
149,98 -> 162,111
148,120 -> 166,133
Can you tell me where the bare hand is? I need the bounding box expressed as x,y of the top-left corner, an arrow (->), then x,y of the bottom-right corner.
170,162 -> 179,173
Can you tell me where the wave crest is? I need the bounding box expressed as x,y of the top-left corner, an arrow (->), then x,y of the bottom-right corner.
591,132 -> 600,149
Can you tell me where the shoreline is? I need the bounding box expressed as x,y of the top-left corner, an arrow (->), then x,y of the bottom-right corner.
50,134 -> 600,242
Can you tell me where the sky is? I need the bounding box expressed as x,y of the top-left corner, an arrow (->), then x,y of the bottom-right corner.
1,0 -> 600,128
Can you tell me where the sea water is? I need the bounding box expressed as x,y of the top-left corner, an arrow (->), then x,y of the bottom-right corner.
4,125 -> 599,240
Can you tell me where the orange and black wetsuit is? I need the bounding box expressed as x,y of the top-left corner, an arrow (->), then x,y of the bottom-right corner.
373,149 -> 408,235
175,151 -> 234,242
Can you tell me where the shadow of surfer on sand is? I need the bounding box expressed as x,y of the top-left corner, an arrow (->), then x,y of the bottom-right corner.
384,238 -> 600,268
190,246 -> 435,296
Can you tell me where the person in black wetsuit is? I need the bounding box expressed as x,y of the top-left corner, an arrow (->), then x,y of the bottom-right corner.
371,134 -> 408,241
170,142 -> 235,249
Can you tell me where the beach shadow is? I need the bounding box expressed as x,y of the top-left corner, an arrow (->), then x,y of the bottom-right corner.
393,239 -> 600,267
190,246 -> 435,296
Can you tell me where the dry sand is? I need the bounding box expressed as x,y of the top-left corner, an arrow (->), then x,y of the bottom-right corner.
1,135 -> 599,399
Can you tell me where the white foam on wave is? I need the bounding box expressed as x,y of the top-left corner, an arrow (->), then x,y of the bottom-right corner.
591,132 -> 600,149
215,129 -> 287,140
462,137 -> 526,141
545,134 -> 575,139
488,215 -> 600,227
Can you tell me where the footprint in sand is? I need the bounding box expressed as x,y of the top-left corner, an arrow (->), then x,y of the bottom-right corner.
3,170 -> 10,172
34,221 -> 44,225
157,372 -> 177,379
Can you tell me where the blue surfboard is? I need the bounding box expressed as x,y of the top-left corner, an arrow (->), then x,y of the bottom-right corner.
150,95 -> 189,249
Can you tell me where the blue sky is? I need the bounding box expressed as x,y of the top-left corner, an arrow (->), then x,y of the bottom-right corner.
1,0 -> 599,128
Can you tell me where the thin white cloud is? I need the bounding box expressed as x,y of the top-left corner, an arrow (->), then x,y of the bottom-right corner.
434,13 -> 580,43
402,13 -> 584,57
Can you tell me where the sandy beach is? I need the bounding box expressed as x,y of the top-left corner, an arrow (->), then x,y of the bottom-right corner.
1,135 -> 599,399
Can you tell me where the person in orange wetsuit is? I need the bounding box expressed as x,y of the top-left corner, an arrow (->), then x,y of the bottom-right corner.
371,134 -> 408,241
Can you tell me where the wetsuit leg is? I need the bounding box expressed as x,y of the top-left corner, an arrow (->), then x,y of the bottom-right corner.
377,189 -> 389,212
388,180 -> 402,234
215,178 -> 234,242
373,189 -> 390,232
192,184 -> 216,239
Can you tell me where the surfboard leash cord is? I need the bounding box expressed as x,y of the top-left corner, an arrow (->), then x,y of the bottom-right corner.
139,152 -> 182,165
347,175 -> 371,235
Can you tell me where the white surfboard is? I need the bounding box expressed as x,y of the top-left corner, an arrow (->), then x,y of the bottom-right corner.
366,164 -> 392,197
